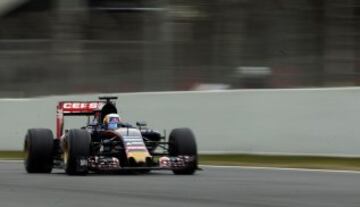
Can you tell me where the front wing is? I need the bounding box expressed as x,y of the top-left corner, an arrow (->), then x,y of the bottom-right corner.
85,155 -> 196,171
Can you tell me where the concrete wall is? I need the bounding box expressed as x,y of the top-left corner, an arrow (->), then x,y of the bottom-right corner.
2,88 -> 360,156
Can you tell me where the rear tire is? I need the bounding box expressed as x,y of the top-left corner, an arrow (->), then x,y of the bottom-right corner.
63,129 -> 91,175
168,128 -> 198,175
24,128 -> 54,173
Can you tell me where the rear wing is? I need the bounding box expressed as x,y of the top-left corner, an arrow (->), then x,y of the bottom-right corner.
58,102 -> 105,115
56,101 -> 105,138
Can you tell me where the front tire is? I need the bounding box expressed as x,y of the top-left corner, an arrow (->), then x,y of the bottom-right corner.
63,129 -> 91,175
24,128 -> 54,173
168,128 -> 198,175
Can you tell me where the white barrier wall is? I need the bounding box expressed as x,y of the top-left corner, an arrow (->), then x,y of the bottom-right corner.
1,88 -> 360,156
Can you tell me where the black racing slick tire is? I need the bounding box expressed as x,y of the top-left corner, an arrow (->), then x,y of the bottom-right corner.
63,129 -> 91,175
168,128 -> 198,175
24,128 -> 54,173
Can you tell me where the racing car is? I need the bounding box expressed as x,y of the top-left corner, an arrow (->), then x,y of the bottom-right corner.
24,96 -> 198,175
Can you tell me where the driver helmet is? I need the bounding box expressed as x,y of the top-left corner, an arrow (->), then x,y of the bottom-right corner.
103,113 -> 121,130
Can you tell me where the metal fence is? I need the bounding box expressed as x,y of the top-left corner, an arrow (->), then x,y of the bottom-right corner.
0,0 -> 359,97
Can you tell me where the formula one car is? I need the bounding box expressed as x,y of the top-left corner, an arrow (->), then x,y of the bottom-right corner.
24,96 -> 198,175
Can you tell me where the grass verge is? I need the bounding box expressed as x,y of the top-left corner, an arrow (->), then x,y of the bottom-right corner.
0,151 -> 24,159
2,151 -> 360,171
200,154 -> 360,171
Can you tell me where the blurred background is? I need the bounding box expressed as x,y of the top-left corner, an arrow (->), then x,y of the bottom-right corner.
0,0 -> 359,97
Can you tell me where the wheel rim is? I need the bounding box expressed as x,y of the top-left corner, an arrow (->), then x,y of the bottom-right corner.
24,140 -> 29,166
24,142 -> 29,160
63,142 -> 69,167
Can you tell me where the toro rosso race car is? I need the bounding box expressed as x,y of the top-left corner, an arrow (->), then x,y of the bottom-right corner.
24,97 -> 198,175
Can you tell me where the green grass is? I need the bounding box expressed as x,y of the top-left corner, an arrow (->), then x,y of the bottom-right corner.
2,151 -> 360,171
199,154 -> 360,171
0,151 -> 24,159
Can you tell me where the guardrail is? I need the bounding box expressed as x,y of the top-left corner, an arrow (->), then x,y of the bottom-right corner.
1,88 -> 360,156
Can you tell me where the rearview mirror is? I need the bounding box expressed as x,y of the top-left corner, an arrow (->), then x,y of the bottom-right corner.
136,121 -> 147,127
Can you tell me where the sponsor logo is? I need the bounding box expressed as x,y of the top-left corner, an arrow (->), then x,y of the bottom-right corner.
127,146 -> 147,150
123,138 -> 143,142
126,142 -> 145,146
79,159 -> 88,166
159,156 -> 171,168
62,102 -> 102,110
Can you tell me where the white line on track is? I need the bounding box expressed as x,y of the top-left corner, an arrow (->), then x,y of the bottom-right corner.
0,160 -> 22,163
1,160 -> 360,175
201,165 -> 360,174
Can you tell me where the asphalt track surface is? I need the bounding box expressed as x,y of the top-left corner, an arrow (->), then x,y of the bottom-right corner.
1,162 -> 360,207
